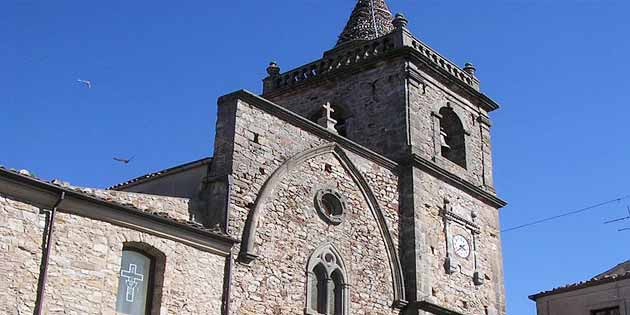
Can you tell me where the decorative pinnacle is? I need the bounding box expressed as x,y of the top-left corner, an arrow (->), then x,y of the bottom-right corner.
393,13 -> 408,29
266,61 -> 280,77
463,63 -> 477,76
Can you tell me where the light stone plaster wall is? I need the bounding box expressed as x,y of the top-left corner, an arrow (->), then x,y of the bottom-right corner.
0,194 -> 45,315
0,193 -> 225,315
534,279 -> 630,315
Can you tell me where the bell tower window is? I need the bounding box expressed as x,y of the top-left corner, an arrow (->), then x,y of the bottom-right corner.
439,107 -> 467,168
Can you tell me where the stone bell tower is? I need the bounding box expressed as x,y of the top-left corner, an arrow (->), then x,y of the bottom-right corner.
259,0 -> 507,314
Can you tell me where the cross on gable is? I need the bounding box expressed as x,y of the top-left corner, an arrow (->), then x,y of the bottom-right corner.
318,102 -> 338,133
323,102 -> 335,120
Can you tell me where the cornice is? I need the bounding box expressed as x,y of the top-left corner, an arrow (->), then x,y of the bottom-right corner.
405,62 -> 499,113
408,153 -> 507,209
442,209 -> 481,233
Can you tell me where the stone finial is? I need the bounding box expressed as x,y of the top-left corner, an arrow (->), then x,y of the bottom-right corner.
317,102 -> 338,133
463,63 -> 477,77
266,61 -> 280,77
393,13 -> 408,29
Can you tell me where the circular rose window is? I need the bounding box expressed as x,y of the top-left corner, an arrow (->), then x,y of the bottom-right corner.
314,189 -> 346,225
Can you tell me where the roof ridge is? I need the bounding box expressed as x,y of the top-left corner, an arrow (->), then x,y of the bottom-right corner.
336,0 -> 395,47
593,259 -> 630,279
530,260 -> 630,300
108,157 -> 212,190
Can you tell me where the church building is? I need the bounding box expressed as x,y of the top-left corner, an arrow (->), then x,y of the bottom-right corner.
0,1 -> 507,314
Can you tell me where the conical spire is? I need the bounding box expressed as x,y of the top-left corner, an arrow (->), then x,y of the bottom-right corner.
336,0 -> 395,47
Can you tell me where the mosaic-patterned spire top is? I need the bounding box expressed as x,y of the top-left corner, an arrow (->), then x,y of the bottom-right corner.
336,0 -> 395,47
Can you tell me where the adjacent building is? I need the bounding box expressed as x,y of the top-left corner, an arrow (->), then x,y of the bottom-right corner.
530,261 -> 630,315
1,0 -> 508,314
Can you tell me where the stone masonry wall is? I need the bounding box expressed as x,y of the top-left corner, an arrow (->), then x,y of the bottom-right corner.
412,170 -> 505,315
0,193 -> 226,315
233,153 -> 397,314
0,194 -> 45,314
407,61 -> 495,189
267,56 -> 497,191
214,97 -> 403,314
266,57 -> 409,162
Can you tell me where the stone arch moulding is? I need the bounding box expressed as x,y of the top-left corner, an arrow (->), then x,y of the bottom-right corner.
237,143 -> 407,308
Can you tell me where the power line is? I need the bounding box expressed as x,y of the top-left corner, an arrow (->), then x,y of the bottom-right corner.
502,195 -> 630,233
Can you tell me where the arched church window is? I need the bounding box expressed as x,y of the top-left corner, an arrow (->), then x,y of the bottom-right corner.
310,103 -> 349,137
331,270 -> 344,315
306,245 -> 349,315
116,243 -> 165,315
312,264 -> 328,314
439,107 -> 467,168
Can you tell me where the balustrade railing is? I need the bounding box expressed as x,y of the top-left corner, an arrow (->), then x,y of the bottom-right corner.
263,29 -> 479,94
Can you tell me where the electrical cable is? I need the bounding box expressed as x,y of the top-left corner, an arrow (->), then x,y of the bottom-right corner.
501,194 -> 630,233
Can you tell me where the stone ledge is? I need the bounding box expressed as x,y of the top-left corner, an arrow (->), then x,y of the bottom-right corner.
413,300 -> 466,315
407,151 -> 507,209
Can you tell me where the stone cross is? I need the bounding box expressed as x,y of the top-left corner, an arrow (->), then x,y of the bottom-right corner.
120,264 -> 144,303
318,102 -> 338,133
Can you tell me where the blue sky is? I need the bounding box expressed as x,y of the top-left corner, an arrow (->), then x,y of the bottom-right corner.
2,1 -> 629,314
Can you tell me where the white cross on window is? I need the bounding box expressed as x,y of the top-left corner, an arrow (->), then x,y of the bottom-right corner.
120,264 -> 144,302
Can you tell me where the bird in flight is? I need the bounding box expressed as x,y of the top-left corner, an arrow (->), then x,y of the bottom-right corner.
77,79 -> 92,88
113,156 -> 134,164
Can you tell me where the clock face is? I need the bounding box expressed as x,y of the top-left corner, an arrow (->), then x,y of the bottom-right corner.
453,234 -> 470,258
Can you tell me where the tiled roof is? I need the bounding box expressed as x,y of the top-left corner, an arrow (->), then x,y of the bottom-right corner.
0,165 -> 235,243
108,157 -> 211,190
529,261 -> 630,300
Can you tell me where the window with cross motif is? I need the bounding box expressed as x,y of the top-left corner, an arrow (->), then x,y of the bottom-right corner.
591,306 -> 620,315
115,244 -> 164,315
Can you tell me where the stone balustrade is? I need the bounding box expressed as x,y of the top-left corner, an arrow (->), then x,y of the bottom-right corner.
406,33 -> 480,90
263,29 -> 480,94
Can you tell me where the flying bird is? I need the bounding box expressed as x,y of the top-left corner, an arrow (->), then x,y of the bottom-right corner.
113,156 -> 134,164
77,79 -> 92,88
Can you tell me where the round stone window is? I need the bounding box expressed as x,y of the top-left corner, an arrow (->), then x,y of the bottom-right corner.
314,189 -> 346,225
